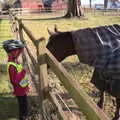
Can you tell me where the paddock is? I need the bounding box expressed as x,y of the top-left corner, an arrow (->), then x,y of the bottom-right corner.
0,8 -> 120,120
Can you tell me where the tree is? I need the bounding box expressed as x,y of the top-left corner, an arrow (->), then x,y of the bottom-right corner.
64,0 -> 83,18
89,0 -> 91,8
104,0 -> 108,9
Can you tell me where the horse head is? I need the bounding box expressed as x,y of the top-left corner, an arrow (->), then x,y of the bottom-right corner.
46,25 -> 76,62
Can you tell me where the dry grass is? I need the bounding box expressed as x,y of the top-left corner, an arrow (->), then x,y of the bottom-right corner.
19,12 -> 120,119
0,12 -> 120,120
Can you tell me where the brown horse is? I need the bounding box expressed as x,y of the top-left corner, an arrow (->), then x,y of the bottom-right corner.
46,24 -> 120,120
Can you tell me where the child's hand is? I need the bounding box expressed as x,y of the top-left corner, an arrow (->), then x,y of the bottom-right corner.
23,64 -> 28,72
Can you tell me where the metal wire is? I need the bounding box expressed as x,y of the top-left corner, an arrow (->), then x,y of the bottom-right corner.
56,93 -> 73,115
51,81 -> 75,117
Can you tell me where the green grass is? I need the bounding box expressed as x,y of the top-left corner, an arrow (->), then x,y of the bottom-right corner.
0,20 -> 18,120
0,75 -> 18,120
21,13 -> 120,40
20,13 -> 120,119
0,12 -> 120,120
0,20 -> 13,62
21,13 -> 120,65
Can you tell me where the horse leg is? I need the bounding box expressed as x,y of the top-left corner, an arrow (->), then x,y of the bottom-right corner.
97,90 -> 105,109
112,98 -> 120,120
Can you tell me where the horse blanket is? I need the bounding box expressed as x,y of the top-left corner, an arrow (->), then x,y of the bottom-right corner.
72,24 -> 120,70
72,24 -> 120,96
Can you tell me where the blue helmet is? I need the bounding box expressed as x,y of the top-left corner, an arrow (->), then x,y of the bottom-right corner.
3,39 -> 25,53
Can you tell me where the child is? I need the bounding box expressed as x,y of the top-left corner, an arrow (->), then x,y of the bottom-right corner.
3,39 -> 29,120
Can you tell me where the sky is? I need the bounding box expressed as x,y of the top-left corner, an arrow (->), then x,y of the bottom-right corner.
0,0 -> 3,2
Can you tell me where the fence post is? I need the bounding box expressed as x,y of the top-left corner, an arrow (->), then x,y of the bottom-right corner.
46,49 -> 110,120
17,19 -> 48,119
36,43 -> 49,119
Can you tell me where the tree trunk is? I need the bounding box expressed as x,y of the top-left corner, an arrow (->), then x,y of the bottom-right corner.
104,0 -> 108,9
64,0 -> 83,18
89,0 -> 92,8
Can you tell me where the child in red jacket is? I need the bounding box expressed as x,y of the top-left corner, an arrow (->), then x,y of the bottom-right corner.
3,39 -> 29,120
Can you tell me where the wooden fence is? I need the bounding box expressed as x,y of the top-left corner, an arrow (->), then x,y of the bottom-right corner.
9,12 -> 111,120
1,7 -> 120,20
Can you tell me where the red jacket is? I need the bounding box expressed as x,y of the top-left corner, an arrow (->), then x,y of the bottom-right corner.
8,65 -> 29,96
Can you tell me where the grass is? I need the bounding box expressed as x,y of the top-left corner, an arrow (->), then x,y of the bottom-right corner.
20,13 -> 120,40
0,12 -> 120,120
0,74 -> 19,120
17,12 -> 120,119
0,20 -> 13,62
0,20 -> 18,120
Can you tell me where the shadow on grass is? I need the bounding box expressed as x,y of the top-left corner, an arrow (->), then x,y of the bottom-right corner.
63,62 -> 93,73
0,92 -> 43,120
0,93 -> 18,120
0,64 -> 7,74
21,16 -> 65,21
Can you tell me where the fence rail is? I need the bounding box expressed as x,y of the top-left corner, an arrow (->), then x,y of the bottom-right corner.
8,11 -> 111,120
0,7 -> 120,21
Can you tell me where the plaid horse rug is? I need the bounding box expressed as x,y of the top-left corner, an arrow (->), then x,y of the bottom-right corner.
72,24 -> 120,96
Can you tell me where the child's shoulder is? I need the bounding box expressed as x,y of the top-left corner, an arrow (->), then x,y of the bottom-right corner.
8,62 -> 17,71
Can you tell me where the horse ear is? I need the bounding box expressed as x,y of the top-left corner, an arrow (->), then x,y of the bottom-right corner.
47,28 -> 56,36
54,24 -> 58,32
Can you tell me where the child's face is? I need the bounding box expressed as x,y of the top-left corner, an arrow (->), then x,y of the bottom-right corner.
9,48 -> 24,59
